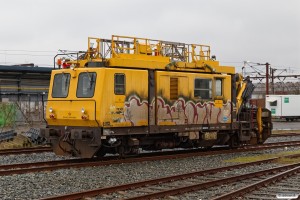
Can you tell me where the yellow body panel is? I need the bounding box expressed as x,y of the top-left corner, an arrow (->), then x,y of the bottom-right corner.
155,71 -> 232,125
214,100 -> 223,108
47,67 -> 233,128
47,68 -> 149,128
46,68 -> 104,127
100,68 -> 148,127
48,35 -> 237,128
108,53 -> 170,69
46,100 -> 97,126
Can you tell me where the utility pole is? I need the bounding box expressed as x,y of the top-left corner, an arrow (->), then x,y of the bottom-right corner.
244,61 -> 271,95
271,68 -> 276,94
266,62 -> 269,95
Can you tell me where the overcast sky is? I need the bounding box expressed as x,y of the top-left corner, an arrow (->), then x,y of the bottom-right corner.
0,0 -> 299,75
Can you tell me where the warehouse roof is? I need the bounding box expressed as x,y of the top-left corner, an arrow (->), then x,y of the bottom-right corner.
0,65 -> 53,73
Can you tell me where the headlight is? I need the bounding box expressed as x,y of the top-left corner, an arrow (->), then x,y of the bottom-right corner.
81,108 -> 85,114
49,107 -> 53,113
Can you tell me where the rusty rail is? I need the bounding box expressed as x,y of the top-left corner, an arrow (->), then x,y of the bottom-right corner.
271,133 -> 300,137
41,154 -> 300,200
41,158 -> 278,200
2,141 -> 300,177
0,146 -> 51,155
126,162 -> 300,200
211,166 -> 300,200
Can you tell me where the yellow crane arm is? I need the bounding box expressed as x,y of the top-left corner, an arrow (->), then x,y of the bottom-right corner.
235,74 -> 255,114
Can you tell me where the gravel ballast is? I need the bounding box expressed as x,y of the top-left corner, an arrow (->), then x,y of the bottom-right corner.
0,152 -> 71,166
0,137 -> 300,199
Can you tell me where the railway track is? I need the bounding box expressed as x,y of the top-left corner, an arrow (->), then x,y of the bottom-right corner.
271,132 -> 300,137
40,154 -> 300,200
239,170 -> 300,199
0,146 -> 51,156
238,140 -> 300,151
0,137 -> 298,157
1,140 -> 300,176
212,165 -> 300,199
1,140 -> 300,199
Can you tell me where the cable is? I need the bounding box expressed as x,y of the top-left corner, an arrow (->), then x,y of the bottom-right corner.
0,49 -> 57,53
0,52 -> 55,57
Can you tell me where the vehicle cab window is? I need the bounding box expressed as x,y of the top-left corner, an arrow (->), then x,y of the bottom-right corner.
52,73 -> 70,98
77,72 -> 97,98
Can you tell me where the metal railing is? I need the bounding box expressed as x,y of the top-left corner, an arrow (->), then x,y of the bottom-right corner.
54,35 -> 212,68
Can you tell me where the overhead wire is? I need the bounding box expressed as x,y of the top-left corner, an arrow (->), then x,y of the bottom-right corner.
0,49 -> 57,53
0,53 -> 54,57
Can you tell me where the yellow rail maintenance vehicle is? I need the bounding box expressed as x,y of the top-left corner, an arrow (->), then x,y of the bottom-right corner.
41,35 -> 272,158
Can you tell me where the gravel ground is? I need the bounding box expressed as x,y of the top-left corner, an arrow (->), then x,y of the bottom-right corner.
178,173 -> 279,200
0,152 -> 71,166
0,137 -> 300,199
99,163 -> 279,200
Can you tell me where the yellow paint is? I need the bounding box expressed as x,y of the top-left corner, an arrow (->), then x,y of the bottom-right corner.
0,86 -> 49,90
236,74 -> 246,112
64,35 -> 235,75
113,121 -> 132,127
115,95 -> 125,108
47,35 -> 239,128
137,43 -> 152,55
214,100 -> 223,108
137,120 -> 148,126
156,71 -> 231,101
158,121 -> 176,125
257,107 -> 263,139
47,67 -> 148,127
47,99 -> 97,127
115,95 -> 125,103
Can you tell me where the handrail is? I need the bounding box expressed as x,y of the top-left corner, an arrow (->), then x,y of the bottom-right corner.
111,35 -> 211,62
54,35 -> 213,69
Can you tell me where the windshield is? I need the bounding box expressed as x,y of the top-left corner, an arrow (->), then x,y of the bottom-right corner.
52,73 -> 70,98
77,72 -> 97,98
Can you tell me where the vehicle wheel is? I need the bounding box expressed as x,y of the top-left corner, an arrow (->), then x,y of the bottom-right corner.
117,146 -> 124,157
203,146 -> 213,150
286,118 -> 290,122
229,135 -> 239,148
96,146 -> 107,157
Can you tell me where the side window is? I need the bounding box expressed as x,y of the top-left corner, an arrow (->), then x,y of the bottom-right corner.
215,78 -> 223,96
170,77 -> 178,100
114,74 -> 125,95
270,100 -> 277,106
52,73 -> 70,98
77,72 -> 96,98
194,78 -> 212,99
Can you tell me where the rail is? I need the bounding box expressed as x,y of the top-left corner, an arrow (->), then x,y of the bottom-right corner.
41,153 -> 300,200
2,141 -> 300,177
0,146 -> 51,155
